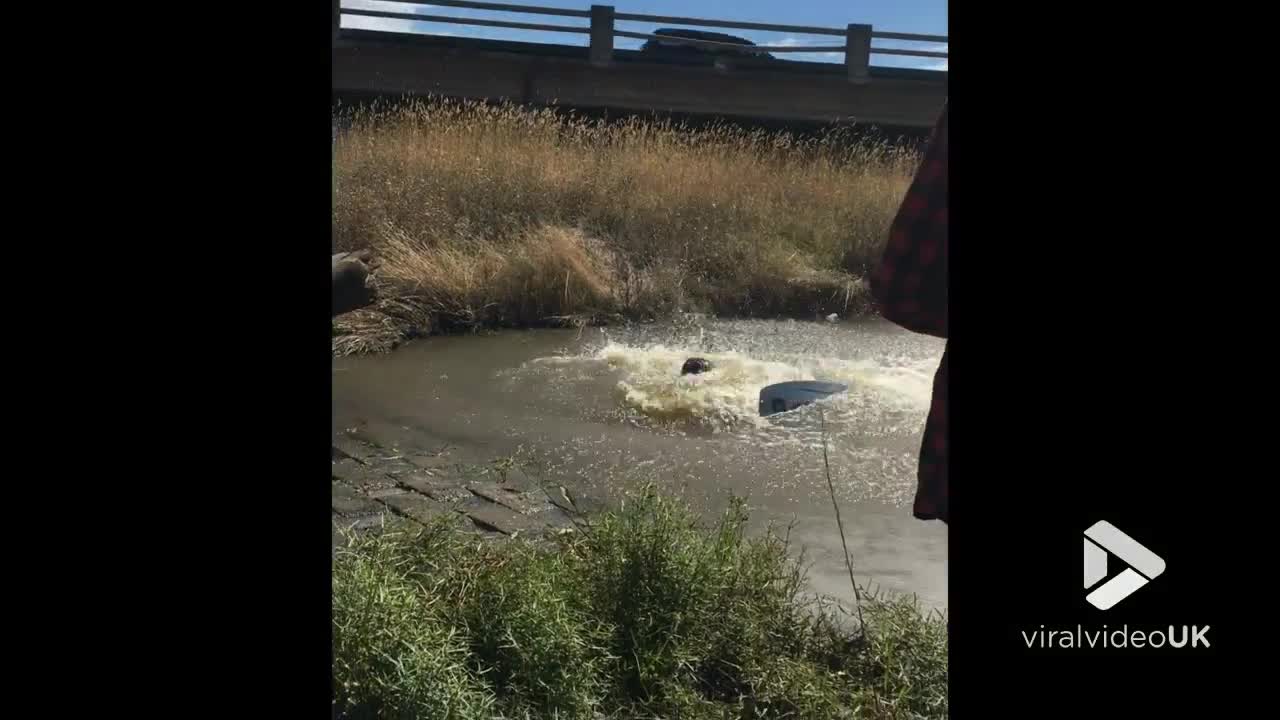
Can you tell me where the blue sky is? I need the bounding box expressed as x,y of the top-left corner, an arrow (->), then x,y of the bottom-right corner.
339,1 -> 947,70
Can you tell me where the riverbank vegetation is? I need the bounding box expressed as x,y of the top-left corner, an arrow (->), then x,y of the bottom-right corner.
332,99 -> 921,355
333,487 -> 947,719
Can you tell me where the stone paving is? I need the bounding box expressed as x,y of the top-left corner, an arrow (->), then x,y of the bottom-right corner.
331,433 -> 598,551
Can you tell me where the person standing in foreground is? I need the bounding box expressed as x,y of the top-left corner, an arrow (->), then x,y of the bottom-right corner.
870,103 -> 948,524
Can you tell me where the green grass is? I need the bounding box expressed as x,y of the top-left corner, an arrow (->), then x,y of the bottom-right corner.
333,487 -> 947,719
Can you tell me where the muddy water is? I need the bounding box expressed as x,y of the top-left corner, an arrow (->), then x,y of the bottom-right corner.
332,316 -> 947,611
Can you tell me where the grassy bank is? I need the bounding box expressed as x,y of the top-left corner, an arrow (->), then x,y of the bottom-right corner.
332,99 -> 921,355
333,487 -> 947,719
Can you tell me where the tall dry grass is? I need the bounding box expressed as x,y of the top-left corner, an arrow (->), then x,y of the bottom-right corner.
333,98 -> 920,353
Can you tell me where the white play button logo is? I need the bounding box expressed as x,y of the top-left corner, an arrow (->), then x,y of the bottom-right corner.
1083,521 -> 1166,610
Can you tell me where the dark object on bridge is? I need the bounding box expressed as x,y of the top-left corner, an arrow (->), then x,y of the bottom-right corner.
758,381 -> 848,417
333,249 -> 378,317
640,29 -> 776,65
681,358 -> 714,376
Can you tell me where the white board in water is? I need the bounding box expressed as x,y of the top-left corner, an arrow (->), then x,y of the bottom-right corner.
758,381 -> 848,417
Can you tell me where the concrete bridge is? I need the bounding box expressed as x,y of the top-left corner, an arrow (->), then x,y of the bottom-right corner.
332,1 -> 948,132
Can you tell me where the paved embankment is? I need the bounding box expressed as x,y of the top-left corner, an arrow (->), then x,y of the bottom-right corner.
332,432 -> 605,550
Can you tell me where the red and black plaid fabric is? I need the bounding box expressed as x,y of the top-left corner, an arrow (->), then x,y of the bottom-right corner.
870,103 -> 948,524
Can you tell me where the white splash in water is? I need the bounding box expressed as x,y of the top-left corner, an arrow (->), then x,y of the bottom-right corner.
514,322 -> 943,507
598,343 -> 804,429
569,341 -> 936,431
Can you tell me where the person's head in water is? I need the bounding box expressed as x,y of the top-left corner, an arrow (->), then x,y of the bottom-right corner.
682,357 -> 713,375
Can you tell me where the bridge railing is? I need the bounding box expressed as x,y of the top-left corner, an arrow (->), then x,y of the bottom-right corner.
335,0 -> 948,81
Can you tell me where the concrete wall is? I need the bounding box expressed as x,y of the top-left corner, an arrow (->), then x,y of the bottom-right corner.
333,35 -> 947,130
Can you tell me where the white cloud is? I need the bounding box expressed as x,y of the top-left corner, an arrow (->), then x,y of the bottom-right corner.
927,44 -> 948,70
341,14 -> 457,36
771,35 -> 843,62
770,35 -> 947,67
875,41 -> 947,71
339,0 -> 579,44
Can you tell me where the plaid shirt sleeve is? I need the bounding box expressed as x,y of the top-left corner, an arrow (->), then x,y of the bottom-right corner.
871,103 -> 948,339
871,104 -> 948,523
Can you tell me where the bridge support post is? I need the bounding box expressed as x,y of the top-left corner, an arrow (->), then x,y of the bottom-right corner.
589,5 -> 615,67
845,24 -> 872,83
333,0 -> 340,44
